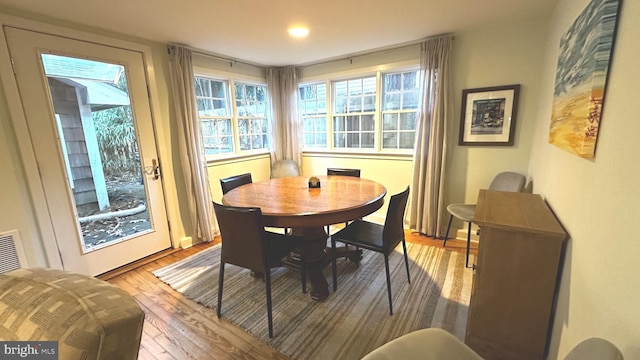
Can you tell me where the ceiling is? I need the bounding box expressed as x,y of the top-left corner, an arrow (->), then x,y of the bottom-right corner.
0,0 -> 558,67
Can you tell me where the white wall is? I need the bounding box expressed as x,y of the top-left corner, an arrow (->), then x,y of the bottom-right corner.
445,16 -> 549,234
528,0 -> 640,358
208,155 -> 272,204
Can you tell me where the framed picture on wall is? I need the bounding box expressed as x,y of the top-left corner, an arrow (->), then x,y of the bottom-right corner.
459,84 -> 520,146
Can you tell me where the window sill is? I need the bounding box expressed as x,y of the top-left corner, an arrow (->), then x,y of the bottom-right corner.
205,151 -> 270,166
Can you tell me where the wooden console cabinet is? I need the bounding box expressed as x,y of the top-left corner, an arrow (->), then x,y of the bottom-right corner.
466,190 -> 567,360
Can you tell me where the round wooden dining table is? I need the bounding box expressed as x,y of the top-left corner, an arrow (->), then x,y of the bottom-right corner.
222,175 -> 387,301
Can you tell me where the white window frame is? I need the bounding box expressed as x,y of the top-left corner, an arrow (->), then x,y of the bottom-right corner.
233,81 -> 270,153
332,75 -> 378,150
194,68 -> 270,161
194,76 -> 234,155
300,81 -> 329,148
299,63 -> 420,155
380,69 -> 421,150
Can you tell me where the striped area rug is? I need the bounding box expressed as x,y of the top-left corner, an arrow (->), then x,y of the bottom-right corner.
153,241 -> 473,360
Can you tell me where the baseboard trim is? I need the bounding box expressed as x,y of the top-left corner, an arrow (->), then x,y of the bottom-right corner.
97,247 -> 180,280
455,227 -> 480,242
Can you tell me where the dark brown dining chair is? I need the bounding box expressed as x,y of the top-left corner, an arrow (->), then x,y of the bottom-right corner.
327,167 -> 361,178
331,186 -> 411,315
213,202 -> 306,338
219,173 -> 252,194
326,168 -> 362,234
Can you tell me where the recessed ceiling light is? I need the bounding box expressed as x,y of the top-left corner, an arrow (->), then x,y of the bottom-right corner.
288,27 -> 309,38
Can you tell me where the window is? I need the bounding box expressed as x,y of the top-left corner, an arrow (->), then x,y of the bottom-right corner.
333,77 -> 376,149
235,82 -> 269,151
299,68 -> 419,152
300,83 -> 327,147
195,77 -> 233,155
382,70 -> 419,149
194,76 -> 269,156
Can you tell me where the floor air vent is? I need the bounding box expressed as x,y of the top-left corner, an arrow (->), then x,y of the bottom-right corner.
0,230 -> 27,274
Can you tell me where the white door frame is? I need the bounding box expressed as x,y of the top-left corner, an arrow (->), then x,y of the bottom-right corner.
0,14 -> 173,270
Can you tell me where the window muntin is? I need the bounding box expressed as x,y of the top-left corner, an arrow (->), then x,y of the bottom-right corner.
194,76 -> 269,157
300,83 -> 327,148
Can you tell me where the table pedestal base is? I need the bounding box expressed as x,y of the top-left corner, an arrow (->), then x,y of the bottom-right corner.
282,226 -> 362,301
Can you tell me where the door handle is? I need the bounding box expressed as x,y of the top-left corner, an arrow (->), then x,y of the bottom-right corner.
151,159 -> 160,180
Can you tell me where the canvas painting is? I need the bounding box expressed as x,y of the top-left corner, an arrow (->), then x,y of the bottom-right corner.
549,0 -> 621,158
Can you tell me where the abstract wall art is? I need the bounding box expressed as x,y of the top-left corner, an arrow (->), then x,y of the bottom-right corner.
549,0 -> 622,158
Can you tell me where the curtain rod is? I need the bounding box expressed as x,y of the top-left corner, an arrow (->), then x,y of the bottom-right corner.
168,33 -> 454,69
168,44 -> 264,68
297,33 -> 454,67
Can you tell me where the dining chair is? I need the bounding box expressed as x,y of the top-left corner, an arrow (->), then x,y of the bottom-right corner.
269,160 -> 300,234
219,173 -> 252,194
326,168 -> 361,234
270,159 -> 300,178
330,186 -> 410,315
327,167 -> 361,178
444,171 -> 526,268
213,202 -> 306,338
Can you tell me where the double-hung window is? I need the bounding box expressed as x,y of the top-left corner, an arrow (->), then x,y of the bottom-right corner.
381,70 -> 420,149
333,77 -> 377,149
235,82 -> 269,151
195,77 -> 233,155
300,83 -> 328,148
194,75 -> 269,157
300,68 -> 420,152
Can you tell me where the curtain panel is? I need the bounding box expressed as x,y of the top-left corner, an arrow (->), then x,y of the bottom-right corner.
168,45 -> 217,242
409,36 -> 452,237
266,67 -> 302,167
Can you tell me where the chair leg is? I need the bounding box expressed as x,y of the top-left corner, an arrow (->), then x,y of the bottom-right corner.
331,235 -> 338,292
217,262 -> 225,318
346,221 -> 360,253
384,254 -> 393,315
444,214 -> 454,247
466,222 -> 472,268
265,269 -> 274,338
401,240 -> 411,284
300,245 -> 307,294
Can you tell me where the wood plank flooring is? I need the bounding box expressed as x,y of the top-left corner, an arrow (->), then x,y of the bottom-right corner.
106,232 -> 477,360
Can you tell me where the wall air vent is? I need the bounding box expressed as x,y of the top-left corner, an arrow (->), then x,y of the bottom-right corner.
0,230 -> 27,274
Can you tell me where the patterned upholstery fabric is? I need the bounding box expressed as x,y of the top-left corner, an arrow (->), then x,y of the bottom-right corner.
0,268 -> 144,360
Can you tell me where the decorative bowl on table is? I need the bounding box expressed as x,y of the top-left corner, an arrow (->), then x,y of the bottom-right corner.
308,176 -> 321,188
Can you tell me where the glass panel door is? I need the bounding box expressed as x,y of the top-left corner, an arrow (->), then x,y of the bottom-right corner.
43,54 -> 152,252
6,26 -> 170,275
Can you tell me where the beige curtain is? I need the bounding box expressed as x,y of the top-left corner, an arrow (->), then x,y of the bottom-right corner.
266,67 -> 302,166
409,36 -> 452,237
168,45 -> 217,242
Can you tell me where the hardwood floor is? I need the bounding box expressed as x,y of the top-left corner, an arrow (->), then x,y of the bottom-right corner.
107,231 -> 477,360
